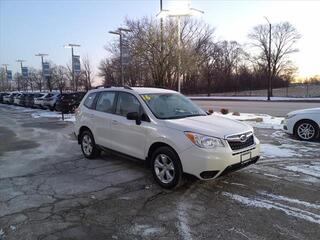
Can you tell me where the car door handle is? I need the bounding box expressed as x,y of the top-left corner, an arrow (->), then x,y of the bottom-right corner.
112,120 -> 119,125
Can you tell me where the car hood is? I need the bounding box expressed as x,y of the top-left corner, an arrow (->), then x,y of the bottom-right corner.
288,108 -> 320,115
164,115 -> 253,139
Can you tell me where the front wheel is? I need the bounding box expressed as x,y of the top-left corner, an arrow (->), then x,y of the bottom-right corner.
151,146 -> 183,189
294,120 -> 319,141
80,130 -> 100,159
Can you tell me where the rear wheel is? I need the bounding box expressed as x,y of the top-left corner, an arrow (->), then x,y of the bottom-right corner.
151,146 -> 183,189
80,130 -> 100,159
294,120 -> 319,141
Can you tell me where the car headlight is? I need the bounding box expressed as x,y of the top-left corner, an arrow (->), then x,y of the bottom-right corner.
285,114 -> 296,119
185,132 -> 224,149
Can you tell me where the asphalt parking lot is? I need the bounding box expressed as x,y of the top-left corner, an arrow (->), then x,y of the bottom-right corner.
0,104 -> 319,240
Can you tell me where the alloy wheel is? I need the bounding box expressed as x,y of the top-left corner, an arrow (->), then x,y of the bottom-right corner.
82,134 -> 93,156
297,123 -> 315,140
154,154 -> 175,184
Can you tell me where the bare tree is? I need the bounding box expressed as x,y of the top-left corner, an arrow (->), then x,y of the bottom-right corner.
79,56 -> 94,91
248,21 -> 301,94
52,65 -> 68,94
28,68 -> 43,92
13,73 -> 22,91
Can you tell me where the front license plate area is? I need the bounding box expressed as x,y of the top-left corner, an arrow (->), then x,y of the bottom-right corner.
241,151 -> 252,163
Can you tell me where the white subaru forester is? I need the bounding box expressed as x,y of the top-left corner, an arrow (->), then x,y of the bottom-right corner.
74,87 -> 260,188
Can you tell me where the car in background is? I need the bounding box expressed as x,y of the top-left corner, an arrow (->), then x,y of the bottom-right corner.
13,93 -> 23,105
42,92 -> 61,111
55,92 -> 86,113
33,93 -> 49,108
0,92 -> 10,103
18,93 -> 30,107
9,93 -> 20,104
25,93 -> 45,108
24,93 -> 35,108
74,87 -> 260,189
284,108 -> 320,141
3,92 -> 18,104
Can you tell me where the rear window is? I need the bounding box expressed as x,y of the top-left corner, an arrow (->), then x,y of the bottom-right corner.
83,92 -> 98,109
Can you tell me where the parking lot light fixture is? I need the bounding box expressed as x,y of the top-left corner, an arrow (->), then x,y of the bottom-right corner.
156,5 -> 204,92
64,44 -> 80,91
109,28 -> 132,86
35,53 -> 49,92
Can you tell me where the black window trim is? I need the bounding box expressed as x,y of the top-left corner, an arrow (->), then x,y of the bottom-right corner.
83,92 -> 100,110
94,90 -> 117,114
114,91 -> 150,122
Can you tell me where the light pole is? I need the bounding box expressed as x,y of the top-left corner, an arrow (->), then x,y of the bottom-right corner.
16,59 -> 26,91
157,6 -> 204,92
2,64 -> 9,90
35,53 -> 48,92
109,28 -> 132,86
64,43 -> 80,91
264,16 -> 272,101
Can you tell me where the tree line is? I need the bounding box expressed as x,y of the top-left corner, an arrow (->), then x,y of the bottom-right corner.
99,17 -> 302,95
1,16 -> 305,95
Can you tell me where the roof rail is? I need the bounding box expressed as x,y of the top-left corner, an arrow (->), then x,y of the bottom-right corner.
94,85 -> 113,89
123,86 -> 133,90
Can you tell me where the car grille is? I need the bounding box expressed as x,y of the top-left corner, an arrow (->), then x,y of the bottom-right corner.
227,132 -> 255,151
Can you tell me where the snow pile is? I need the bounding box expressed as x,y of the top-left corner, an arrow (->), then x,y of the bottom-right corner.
31,111 -> 75,122
213,112 -> 284,129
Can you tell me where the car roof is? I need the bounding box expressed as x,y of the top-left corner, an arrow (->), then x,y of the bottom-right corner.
90,86 -> 177,95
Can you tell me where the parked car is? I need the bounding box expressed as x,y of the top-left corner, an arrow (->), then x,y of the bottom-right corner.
0,92 -> 10,103
33,93 -> 49,108
24,93 -> 44,108
74,87 -> 260,189
3,92 -> 18,104
18,93 -> 30,107
55,92 -> 86,113
42,93 -> 61,111
283,108 -> 320,141
13,93 -> 23,105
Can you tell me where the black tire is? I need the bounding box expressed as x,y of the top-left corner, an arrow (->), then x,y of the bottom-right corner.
150,146 -> 183,189
294,120 -> 319,141
80,130 -> 100,159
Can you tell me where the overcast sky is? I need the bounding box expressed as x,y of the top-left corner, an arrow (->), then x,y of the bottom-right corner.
1,0 -> 319,83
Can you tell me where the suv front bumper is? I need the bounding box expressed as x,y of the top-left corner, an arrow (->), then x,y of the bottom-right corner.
179,137 -> 260,180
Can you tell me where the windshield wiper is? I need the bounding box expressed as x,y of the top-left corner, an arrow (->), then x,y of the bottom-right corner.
165,114 -> 205,119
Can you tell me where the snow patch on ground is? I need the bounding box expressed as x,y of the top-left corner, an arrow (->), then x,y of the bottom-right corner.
213,112 -> 284,129
285,164 -> 320,178
0,228 -> 5,240
260,143 -> 299,158
259,192 -> 320,209
263,173 -> 282,179
31,111 -> 75,122
176,201 -> 193,240
131,224 -> 162,237
223,192 -> 320,224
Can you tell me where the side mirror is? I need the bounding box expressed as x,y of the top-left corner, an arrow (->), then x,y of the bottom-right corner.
126,112 -> 141,125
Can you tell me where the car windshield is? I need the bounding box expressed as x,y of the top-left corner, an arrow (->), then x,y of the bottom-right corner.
140,93 -> 206,119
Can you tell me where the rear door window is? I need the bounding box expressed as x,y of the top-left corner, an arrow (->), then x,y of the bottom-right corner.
83,92 -> 98,109
95,91 -> 116,113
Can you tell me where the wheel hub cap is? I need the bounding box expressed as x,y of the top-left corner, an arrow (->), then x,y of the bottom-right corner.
154,154 -> 175,184
82,135 -> 93,155
297,123 -> 315,140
